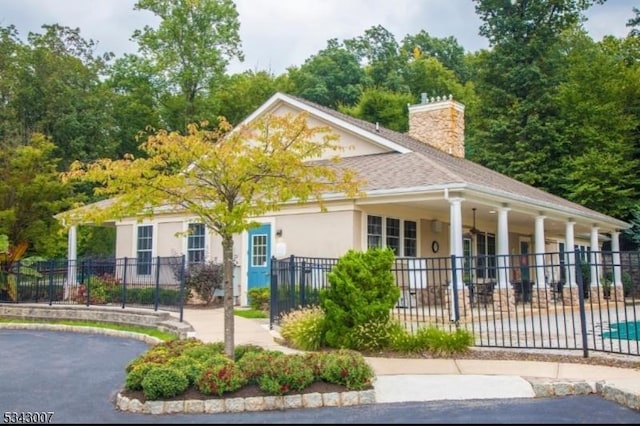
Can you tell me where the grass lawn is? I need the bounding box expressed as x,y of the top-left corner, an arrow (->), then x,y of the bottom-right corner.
0,317 -> 178,341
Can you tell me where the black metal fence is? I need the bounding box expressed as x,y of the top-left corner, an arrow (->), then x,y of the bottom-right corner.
270,251 -> 640,358
0,256 -> 187,317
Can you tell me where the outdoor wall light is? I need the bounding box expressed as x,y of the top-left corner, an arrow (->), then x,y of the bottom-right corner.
276,229 -> 283,237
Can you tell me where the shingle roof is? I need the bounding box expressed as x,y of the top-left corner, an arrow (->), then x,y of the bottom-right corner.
285,94 -> 626,226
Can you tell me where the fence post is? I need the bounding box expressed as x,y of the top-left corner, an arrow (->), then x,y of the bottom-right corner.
121,257 -> 128,309
450,254 -> 460,323
154,256 -> 161,311
288,255 -> 296,310
270,256 -> 278,330
85,259 -> 91,306
179,255 -> 186,322
48,259 -> 54,305
575,251 -> 589,358
14,260 -> 21,304
300,260 -> 306,307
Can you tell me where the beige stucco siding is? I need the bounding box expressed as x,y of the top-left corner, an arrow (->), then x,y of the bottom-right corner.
115,224 -> 133,258
274,210 -> 357,258
271,103 -> 389,159
206,232 -> 241,263
157,221 -> 183,257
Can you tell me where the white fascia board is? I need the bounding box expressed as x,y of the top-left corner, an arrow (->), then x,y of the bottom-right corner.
241,93 -> 411,154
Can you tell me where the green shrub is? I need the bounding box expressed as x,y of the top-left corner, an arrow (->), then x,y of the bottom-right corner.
603,270 -> 634,297
248,287 -> 270,311
182,342 -> 225,362
319,349 -> 374,390
126,288 -> 155,305
236,350 -> 285,384
125,362 -> 161,391
301,352 -> 326,379
388,326 -> 426,353
131,345 -> 172,367
16,283 -> 64,302
233,343 -> 264,361
419,326 -> 474,355
167,356 -> 206,386
196,359 -> 248,396
141,365 -> 189,400
256,354 -> 315,395
279,305 -> 326,351
159,337 -> 205,356
349,317 -> 401,352
320,248 -> 400,349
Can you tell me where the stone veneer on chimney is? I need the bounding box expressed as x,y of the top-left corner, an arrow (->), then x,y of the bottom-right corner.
407,94 -> 465,158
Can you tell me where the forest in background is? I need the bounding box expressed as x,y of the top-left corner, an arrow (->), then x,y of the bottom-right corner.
1,0 -> 639,258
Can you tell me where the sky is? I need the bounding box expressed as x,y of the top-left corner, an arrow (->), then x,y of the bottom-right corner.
1,0 -> 637,75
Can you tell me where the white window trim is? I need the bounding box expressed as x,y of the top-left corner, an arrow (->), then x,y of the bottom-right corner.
185,222 -> 207,264
133,222 -> 157,259
135,223 -> 156,276
365,214 -> 419,257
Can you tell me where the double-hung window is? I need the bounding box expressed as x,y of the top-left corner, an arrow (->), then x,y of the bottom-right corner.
367,215 -> 417,257
187,223 -> 206,264
136,225 -> 153,275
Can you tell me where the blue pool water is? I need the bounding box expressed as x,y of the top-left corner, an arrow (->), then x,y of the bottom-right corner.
602,321 -> 640,340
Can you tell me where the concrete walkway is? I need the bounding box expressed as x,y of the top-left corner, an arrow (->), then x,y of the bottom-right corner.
178,307 -> 640,410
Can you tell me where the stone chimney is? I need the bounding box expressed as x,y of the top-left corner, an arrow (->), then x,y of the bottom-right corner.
407,93 -> 465,158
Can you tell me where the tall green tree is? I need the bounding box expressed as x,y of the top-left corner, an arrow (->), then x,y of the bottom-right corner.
401,31 -> 471,83
287,39 -> 367,109
340,88 -> 414,132
105,54 -> 163,158
555,31 -> 640,219
212,70 -> 285,125
10,24 -> 117,167
0,26 -> 25,145
132,0 -> 243,130
59,113 -> 363,358
0,133 -> 73,257
626,6 -> 640,38
344,25 -> 408,93
468,0 -> 604,193
402,54 -> 477,111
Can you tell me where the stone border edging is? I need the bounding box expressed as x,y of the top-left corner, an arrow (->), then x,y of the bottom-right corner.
115,389 -> 377,414
0,304 -> 195,339
527,377 -> 640,411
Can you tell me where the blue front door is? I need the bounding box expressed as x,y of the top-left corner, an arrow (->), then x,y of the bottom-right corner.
247,224 -> 271,291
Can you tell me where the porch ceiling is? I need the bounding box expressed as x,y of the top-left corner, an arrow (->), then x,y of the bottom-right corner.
357,194 -> 617,241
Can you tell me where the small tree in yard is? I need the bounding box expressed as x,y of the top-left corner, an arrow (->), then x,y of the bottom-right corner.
320,247 -> 400,349
59,112 -> 363,359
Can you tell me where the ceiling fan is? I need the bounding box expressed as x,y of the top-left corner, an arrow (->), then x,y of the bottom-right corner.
467,207 -> 481,236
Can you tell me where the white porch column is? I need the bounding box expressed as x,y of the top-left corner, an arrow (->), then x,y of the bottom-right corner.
534,215 -> 546,287
448,197 -> 464,322
611,231 -> 622,286
497,207 -> 510,288
449,197 -> 464,287
565,221 -> 576,286
66,225 -> 78,299
590,226 -> 600,286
